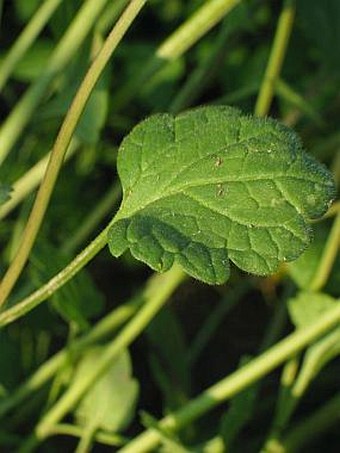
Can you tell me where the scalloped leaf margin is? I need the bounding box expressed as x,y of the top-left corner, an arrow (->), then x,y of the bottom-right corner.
108,106 -> 335,284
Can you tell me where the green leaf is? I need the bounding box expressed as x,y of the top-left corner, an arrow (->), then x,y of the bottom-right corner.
288,223 -> 340,296
298,327 -> 340,389
108,106 -> 335,285
287,225 -> 328,290
75,348 -> 139,432
288,291 -> 338,328
288,292 -> 340,395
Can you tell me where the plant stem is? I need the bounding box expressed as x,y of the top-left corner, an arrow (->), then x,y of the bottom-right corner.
0,182 -> 121,326
262,357 -> 299,451
0,0 -> 147,308
48,423 -> 127,447
254,0 -> 296,117
169,15 -> 236,114
113,0 -> 241,109
259,297 -> 288,353
0,0 -> 110,165
157,0 -> 241,61
0,0 -> 64,91
97,0 -> 130,34
262,212 -> 340,448
0,140 -> 78,221
0,222 -> 111,326
118,303 -> 340,453
296,329 -> 340,392
35,266 -> 186,439
309,211 -> 340,291
0,299 -> 139,417
324,200 -> 340,218
75,422 -> 97,453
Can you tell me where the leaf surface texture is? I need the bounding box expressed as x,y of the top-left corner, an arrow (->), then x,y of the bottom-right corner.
109,106 -> 335,284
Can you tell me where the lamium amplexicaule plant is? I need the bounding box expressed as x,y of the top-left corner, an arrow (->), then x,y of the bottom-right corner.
0,1 -> 339,452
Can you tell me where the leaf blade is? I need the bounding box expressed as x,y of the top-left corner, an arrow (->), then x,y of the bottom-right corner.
109,106 -> 335,284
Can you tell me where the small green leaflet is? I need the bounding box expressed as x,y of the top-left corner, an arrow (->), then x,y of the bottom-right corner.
288,291 -> 338,328
75,348 -> 139,433
108,106 -> 335,285
287,292 -> 340,386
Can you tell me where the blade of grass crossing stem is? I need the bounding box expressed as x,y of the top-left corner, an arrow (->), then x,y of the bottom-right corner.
0,0 -> 147,308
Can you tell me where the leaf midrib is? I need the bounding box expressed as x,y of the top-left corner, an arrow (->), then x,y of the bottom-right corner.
117,172 -> 326,220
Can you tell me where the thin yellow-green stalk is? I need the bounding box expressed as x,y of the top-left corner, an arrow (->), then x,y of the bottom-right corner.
0,0 -> 147,308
